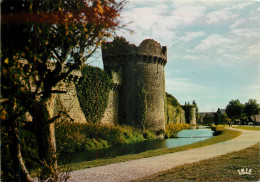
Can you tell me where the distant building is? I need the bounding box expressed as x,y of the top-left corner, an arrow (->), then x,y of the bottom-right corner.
251,114 -> 260,126
218,109 -> 226,115
198,112 -> 215,124
199,108 -> 226,124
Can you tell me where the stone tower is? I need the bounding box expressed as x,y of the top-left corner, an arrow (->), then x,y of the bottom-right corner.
182,105 -> 197,126
102,38 -> 167,132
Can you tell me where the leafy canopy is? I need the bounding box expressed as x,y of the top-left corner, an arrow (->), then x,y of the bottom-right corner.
1,0 -> 126,181
225,99 -> 243,120
1,0 -> 126,101
244,99 -> 260,117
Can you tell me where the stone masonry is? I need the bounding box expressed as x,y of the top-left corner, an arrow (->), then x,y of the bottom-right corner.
102,38 -> 167,132
182,105 -> 197,125
53,74 -> 87,123
20,39 -> 188,131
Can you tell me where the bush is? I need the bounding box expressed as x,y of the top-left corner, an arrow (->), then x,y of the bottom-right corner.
55,122 -> 145,153
165,123 -> 190,138
143,130 -> 157,140
211,124 -> 224,136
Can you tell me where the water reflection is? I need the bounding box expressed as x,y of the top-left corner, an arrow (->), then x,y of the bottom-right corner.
178,128 -> 214,138
58,127 -> 213,165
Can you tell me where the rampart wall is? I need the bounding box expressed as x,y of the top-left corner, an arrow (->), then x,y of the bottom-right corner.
53,77 -> 87,123
19,38 -> 187,131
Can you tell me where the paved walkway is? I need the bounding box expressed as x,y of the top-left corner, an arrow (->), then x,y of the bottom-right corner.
69,128 -> 260,182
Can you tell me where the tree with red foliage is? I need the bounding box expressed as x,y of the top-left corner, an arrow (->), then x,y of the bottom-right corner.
1,0 -> 126,181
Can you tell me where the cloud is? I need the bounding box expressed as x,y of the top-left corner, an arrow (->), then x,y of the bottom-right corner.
242,85 -> 260,101
229,18 -> 245,29
179,31 -> 206,42
223,54 -> 241,60
231,29 -> 260,38
231,2 -> 253,9
194,34 -> 236,51
121,4 -> 206,32
247,44 -> 260,55
121,7 -> 159,31
119,3 -> 206,45
183,55 -> 200,60
166,79 -> 215,96
169,6 -> 206,27
244,85 -> 260,90
205,8 -> 237,24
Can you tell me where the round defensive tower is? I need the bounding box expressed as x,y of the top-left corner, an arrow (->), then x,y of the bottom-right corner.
102,38 -> 167,132
134,39 -> 167,132
182,105 -> 197,126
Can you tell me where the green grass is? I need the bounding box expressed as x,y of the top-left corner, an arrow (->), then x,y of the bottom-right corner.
58,128 -> 242,172
135,143 -> 259,181
232,126 -> 260,131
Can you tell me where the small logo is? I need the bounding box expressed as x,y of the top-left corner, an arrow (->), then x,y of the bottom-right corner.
238,168 -> 252,175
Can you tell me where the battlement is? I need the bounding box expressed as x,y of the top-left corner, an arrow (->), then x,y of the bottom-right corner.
102,38 -> 167,71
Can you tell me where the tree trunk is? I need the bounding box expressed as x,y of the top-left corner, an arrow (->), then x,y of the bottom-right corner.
9,127 -> 34,182
35,94 -> 59,181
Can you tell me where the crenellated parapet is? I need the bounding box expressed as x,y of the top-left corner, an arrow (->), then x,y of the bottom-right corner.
102,38 -> 167,71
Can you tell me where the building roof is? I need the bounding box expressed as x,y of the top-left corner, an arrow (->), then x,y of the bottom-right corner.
219,109 -> 226,114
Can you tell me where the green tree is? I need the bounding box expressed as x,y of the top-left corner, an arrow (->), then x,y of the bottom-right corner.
225,99 -> 243,127
221,113 -> 231,125
214,108 -> 221,125
244,99 -> 260,127
1,0 -> 126,181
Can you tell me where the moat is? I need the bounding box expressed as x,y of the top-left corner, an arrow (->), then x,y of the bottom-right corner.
58,127 -> 214,165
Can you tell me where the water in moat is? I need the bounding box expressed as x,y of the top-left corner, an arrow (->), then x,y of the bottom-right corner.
58,126 -> 214,165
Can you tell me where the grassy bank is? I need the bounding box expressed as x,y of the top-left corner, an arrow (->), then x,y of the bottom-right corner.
55,123 -> 190,154
30,123 -> 190,176
165,123 -> 190,138
59,127 -> 241,172
55,122 -> 152,153
232,126 -> 260,131
136,143 -> 259,181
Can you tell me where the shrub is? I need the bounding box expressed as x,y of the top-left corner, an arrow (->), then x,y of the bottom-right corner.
165,123 -> 190,138
84,138 -> 109,151
143,130 -> 157,140
55,122 -> 145,153
211,124 -> 224,136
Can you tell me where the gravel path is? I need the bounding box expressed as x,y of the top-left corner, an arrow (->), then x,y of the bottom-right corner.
68,127 -> 260,182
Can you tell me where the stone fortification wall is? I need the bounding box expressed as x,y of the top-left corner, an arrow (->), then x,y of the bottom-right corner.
166,106 -> 186,124
102,38 -> 167,132
54,76 -> 87,123
53,69 -> 120,124
100,88 -> 119,124
19,60 -> 87,123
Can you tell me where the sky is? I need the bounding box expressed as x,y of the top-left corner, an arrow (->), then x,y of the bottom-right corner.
90,0 -> 260,112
